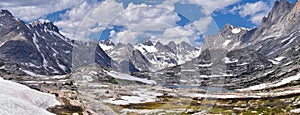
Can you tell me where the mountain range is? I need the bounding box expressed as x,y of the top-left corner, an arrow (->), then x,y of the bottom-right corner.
99,39 -> 200,73
0,0 -> 300,90
140,0 -> 300,89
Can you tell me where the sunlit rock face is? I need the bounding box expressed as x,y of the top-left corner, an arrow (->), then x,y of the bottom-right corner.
131,0 -> 300,89
0,10 -> 112,76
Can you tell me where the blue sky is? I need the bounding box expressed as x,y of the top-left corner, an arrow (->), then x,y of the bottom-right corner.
213,0 -> 297,28
0,0 -> 298,45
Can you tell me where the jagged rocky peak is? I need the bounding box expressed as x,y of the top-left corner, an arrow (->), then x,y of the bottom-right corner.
261,0 -> 293,27
44,21 -> 59,32
100,39 -> 115,46
203,23 -> 250,50
141,39 -> 153,46
221,23 -> 249,35
274,0 -> 293,12
154,41 -> 174,53
287,0 -> 300,22
0,9 -> 22,24
0,9 -> 113,76
167,41 -> 176,50
155,41 -> 163,47
154,41 -> 164,49
0,10 -> 26,36
179,41 -> 196,50
292,0 -> 300,10
250,0 -> 298,43
30,21 -> 44,27
222,23 -> 233,31
29,20 -> 59,32
0,9 -> 18,20
0,9 -> 13,16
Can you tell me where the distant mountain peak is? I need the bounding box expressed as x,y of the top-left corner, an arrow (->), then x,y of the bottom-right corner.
260,0 -> 293,27
0,9 -> 12,16
29,20 -> 59,33
100,39 -> 115,46
223,23 -> 233,29
141,39 -> 153,46
0,9 -> 19,22
290,0 -> 300,16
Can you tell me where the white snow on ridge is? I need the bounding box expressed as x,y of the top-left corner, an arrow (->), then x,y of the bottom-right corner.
238,73 -> 300,91
268,59 -> 280,65
232,28 -> 241,34
23,62 -> 41,68
223,57 -> 238,63
32,34 -> 49,69
274,56 -> 285,61
134,44 -> 158,54
22,69 -> 44,77
107,71 -> 156,84
0,40 -> 6,47
223,40 -> 232,47
99,44 -> 114,51
56,60 -> 67,71
0,78 -> 60,115
284,37 -> 297,47
197,63 -> 213,67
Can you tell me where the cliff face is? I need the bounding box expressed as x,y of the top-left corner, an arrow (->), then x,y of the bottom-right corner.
0,10 -> 113,76
204,0 -> 299,51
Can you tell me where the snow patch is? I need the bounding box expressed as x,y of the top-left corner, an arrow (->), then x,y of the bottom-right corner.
223,40 -> 232,47
284,61 -> 294,66
22,69 -> 44,77
83,75 -> 93,82
284,37 -> 297,47
224,57 -> 238,63
64,50 -> 71,53
23,62 -> 41,68
56,60 -> 67,71
134,44 -> 158,54
103,88 -> 163,105
0,41 -> 6,47
232,28 -> 241,34
107,71 -> 156,84
274,56 -> 285,61
0,78 -> 60,115
121,109 -> 164,114
32,34 -> 49,70
197,63 -> 213,67
238,73 -> 300,91
291,108 -> 300,113
268,59 -> 280,65
99,44 -> 114,51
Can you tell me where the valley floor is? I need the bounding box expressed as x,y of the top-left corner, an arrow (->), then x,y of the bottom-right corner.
4,74 -> 300,115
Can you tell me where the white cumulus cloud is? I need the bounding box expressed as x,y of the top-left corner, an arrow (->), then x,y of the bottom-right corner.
55,0 -> 124,39
0,0 -> 85,21
188,0 -> 240,14
230,1 -> 272,25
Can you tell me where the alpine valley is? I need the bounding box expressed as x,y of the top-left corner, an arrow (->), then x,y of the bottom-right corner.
1,0 -> 300,115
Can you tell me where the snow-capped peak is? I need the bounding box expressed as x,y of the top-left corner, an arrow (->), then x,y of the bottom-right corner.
134,43 -> 158,54
99,44 -> 114,51
232,28 -> 241,34
99,39 -> 116,51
